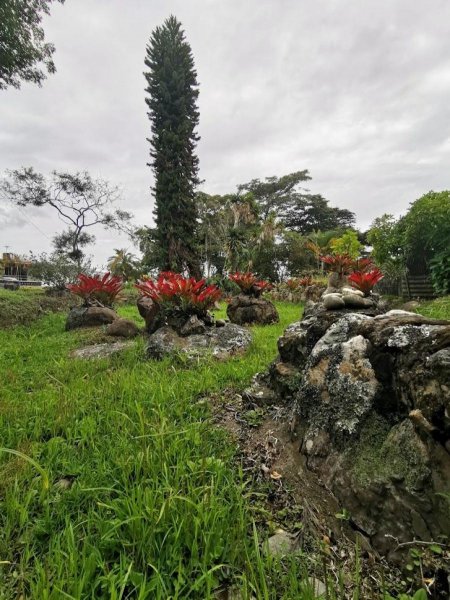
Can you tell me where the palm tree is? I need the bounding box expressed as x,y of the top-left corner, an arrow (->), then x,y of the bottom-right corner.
107,249 -> 139,281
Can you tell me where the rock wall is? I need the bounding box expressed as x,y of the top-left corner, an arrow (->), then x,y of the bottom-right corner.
267,301 -> 450,559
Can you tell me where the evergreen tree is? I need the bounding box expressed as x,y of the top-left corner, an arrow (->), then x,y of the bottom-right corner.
144,15 -> 201,276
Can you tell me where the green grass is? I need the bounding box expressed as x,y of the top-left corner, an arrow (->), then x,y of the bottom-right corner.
414,295 -> 450,320
0,287 -> 73,329
2,301 -> 349,599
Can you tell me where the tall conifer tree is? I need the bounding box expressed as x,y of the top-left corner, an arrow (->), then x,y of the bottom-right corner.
144,15 -> 201,276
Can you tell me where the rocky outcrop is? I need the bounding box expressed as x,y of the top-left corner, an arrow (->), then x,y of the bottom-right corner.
227,294 -> 279,325
265,302 -> 450,560
147,323 -> 252,361
65,306 -> 118,330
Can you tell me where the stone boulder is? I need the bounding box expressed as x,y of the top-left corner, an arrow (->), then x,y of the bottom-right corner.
65,306 -> 118,330
268,302 -> 450,560
137,296 -> 162,333
227,294 -> 279,325
70,341 -> 133,359
106,318 -> 140,338
147,323 -> 252,361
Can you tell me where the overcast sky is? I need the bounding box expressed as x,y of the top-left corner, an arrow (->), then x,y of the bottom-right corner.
1,0 -> 449,266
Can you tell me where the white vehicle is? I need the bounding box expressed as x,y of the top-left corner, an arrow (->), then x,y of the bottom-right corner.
0,276 -> 20,290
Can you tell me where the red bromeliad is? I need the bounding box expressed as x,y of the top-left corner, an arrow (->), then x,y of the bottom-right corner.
135,272 -> 221,315
320,254 -> 354,276
286,278 -> 300,291
351,257 -> 374,273
348,268 -> 384,296
66,273 -> 123,307
228,272 -> 272,296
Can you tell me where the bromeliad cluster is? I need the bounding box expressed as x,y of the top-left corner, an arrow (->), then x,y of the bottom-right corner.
286,275 -> 314,291
66,273 -> 123,307
135,272 -> 221,317
228,272 -> 272,297
320,254 -> 383,296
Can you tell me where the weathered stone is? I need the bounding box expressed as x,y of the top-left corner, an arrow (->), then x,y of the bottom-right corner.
227,294 -> 279,325
301,284 -> 326,302
342,294 -> 374,308
106,318 -> 140,338
266,302 -> 450,560
137,296 -> 161,333
70,341 -> 133,359
215,319 -> 227,327
65,306 -> 118,330
146,323 -> 252,361
243,375 -> 277,406
264,530 -> 296,557
342,287 -> 364,297
323,293 -> 345,310
179,315 -> 207,337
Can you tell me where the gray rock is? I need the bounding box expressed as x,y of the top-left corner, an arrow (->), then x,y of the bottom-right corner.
70,341 -> 133,359
342,293 -> 373,308
137,296 -> 161,333
242,377 -> 277,405
267,303 -> 450,559
179,315 -> 207,337
215,319 -> 226,327
65,306 -> 118,330
264,530 -> 296,557
106,318 -> 140,338
342,287 -> 364,297
227,294 -> 279,325
323,293 -> 345,310
146,323 -> 252,361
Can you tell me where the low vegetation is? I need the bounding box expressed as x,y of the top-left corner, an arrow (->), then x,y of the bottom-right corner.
0,288 -> 74,329
1,301 -> 319,599
413,295 -> 450,320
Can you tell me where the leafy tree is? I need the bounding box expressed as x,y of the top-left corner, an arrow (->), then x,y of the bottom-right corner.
329,230 -> 363,259
144,15 -> 201,276
1,167 -> 133,265
402,191 -> 450,293
238,171 -> 355,234
0,0 -> 64,90
107,248 -> 140,281
238,171 -> 311,221
281,194 -> 355,234
367,214 -> 405,276
28,251 -> 92,290
402,191 -> 450,265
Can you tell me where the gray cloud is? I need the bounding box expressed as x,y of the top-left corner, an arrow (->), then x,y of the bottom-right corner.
1,0 -> 449,264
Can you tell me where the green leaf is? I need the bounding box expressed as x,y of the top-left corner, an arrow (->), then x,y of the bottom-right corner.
429,544 -> 442,554
412,589 -> 428,600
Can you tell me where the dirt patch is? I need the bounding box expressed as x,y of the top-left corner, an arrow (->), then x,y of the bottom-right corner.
207,389 -> 445,598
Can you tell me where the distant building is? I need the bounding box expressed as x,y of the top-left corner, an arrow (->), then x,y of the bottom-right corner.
0,252 -> 32,281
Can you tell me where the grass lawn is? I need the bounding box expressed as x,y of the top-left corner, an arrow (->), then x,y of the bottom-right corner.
1,301 -> 338,599
0,288 -> 73,329
414,295 -> 450,320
